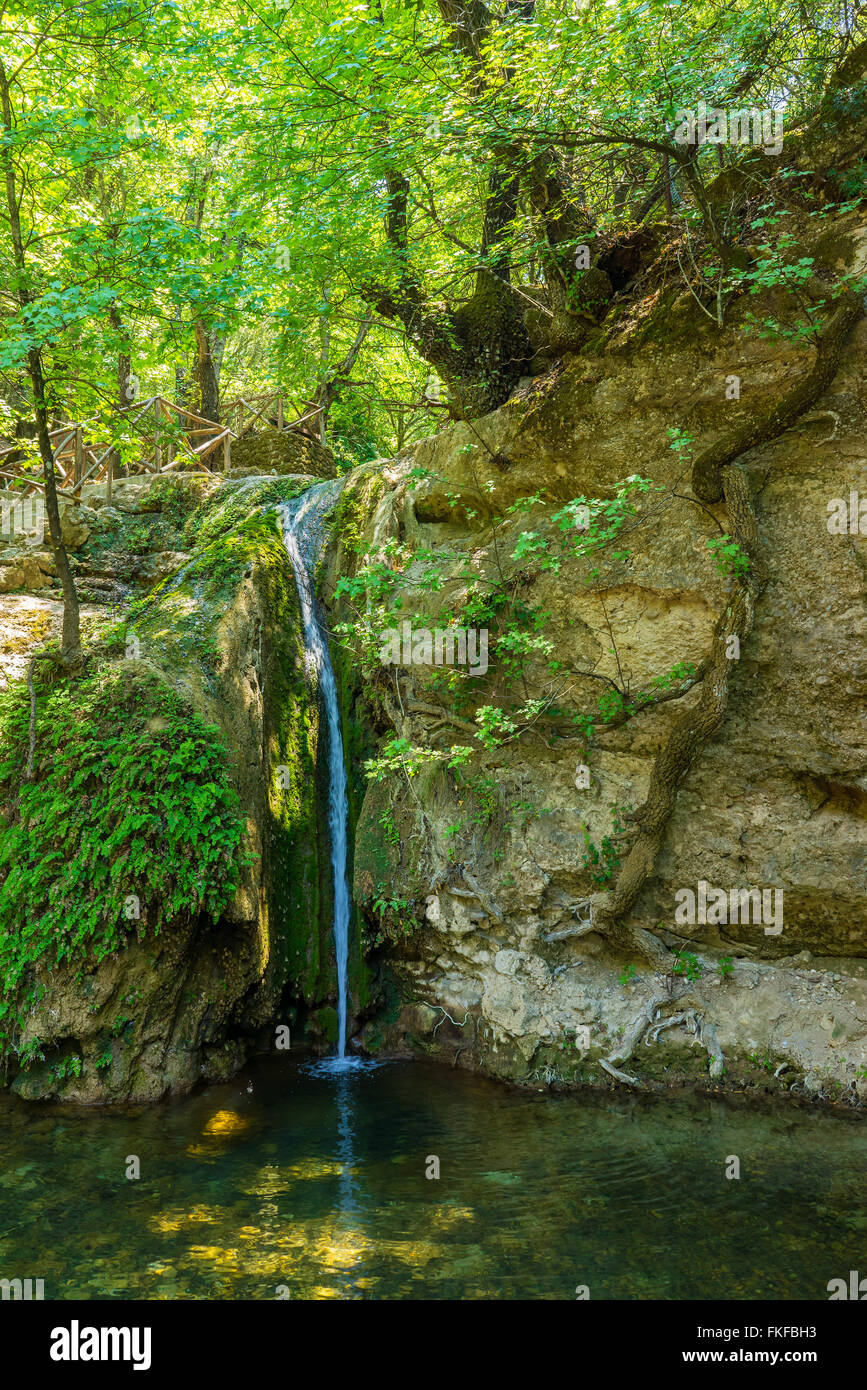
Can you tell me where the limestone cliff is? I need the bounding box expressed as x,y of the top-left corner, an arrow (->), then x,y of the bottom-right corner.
324,121 -> 867,1100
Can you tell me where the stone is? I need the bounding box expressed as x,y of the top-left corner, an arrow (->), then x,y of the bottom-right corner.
18,556 -> 49,590
0,551 -> 49,588
58,503 -> 91,549
133,552 -> 190,587
229,427 -> 336,479
0,565 -> 25,592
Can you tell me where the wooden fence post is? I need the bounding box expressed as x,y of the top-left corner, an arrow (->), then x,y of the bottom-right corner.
276,391 -> 284,432
223,432 -> 230,471
73,425 -> 84,489
154,398 -> 161,472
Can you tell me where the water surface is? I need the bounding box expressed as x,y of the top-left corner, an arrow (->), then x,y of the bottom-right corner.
1,1055 -> 864,1300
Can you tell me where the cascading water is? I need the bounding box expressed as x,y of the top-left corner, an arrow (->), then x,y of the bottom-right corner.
279,480 -> 352,1062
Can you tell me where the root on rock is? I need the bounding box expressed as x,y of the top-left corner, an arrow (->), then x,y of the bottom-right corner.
603,989 -> 725,1087
583,276 -> 862,970
690,279 -> 862,503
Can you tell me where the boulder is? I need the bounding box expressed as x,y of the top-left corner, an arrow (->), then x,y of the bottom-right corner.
133,551 -> 191,587
0,555 -> 49,591
58,502 -> 95,549
0,565 -> 25,592
229,427 -> 336,479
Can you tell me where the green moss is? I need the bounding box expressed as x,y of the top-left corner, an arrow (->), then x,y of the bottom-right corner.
353,777 -> 402,897
310,1005 -> 339,1044
127,489 -> 341,1014
259,520 -> 328,1001
128,497 -> 302,682
328,465 -> 385,558
621,287 -> 698,348
140,475 -> 214,523
182,476 -> 308,550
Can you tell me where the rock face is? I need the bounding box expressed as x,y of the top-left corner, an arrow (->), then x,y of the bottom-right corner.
327,199 -> 867,1101
133,551 -> 190,587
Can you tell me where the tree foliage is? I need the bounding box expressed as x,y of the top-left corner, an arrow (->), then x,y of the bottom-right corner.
0,0 -> 859,445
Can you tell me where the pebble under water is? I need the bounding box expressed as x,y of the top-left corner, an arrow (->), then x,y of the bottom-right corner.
1,1054 -> 865,1300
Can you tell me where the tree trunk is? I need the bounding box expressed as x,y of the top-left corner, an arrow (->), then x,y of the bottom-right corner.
361,0 -> 532,415
315,310 -> 374,437
28,349 -> 81,666
108,303 -> 130,484
193,319 -> 221,422
0,61 -> 80,667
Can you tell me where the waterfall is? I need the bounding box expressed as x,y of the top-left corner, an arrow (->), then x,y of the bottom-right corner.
279,480 -> 351,1061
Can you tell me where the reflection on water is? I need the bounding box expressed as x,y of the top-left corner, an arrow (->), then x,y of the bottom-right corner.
335,1073 -> 360,1219
0,1054 -> 865,1300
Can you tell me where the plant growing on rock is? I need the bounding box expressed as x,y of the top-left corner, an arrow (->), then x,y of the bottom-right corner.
581,804 -> 632,885
365,886 -> 422,949
706,534 -> 751,577
672,951 -> 705,985
0,663 -> 248,1067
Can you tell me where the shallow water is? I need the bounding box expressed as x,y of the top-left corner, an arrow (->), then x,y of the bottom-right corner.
1,1054 -> 864,1300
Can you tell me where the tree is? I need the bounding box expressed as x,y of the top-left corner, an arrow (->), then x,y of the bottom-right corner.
0,51 -> 81,666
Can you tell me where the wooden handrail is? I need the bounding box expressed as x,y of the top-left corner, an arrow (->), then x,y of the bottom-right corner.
0,381 -> 323,495
0,468 -> 42,487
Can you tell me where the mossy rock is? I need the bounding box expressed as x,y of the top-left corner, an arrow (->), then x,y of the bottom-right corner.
308,1005 -> 340,1046
0,476 -> 358,1100
230,428 -> 337,479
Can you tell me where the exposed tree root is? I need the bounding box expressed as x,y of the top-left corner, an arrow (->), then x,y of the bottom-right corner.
694,1011 -> 725,1079
609,996 -> 664,1064
583,278 -> 863,969
602,989 -> 725,1088
599,1058 -> 640,1087
423,1002 -> 471,1036
644,1007 -> 724,1078
691,280 -> 862,503
544,898 -> 594,943
586,461 -> 767,967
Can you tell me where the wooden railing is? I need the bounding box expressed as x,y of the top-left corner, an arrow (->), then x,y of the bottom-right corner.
0,386 -> 316,501
0,423 -> 115,499
222,389 -> 323,440
115,396 -> 232,475
222,390 -> 284,439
